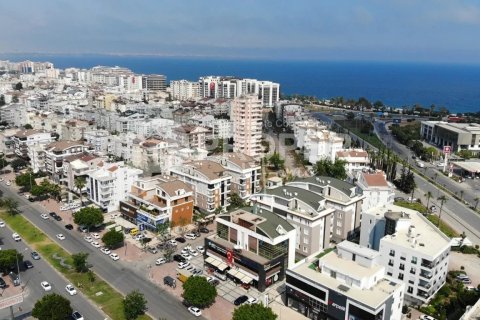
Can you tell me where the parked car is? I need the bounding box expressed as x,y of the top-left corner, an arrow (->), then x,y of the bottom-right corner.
91,241 -> 101,248
199,227 -> 210,234
185,265 -> 195,272
65,224 -> 74,230
188,306 -> 202,317
196,246 -> 205,253
23,260 -> 33,269
430,206 -> 437,212
40,213 -> 49,220
41,281 -> 52,291
192,269 -> 203,275
79,225 -> 88,233
147,246 -> 158,254
109,253 -> 120,261
234,295 -> 249,306
178,261 -> 190,269
100,247 -> 111,255
91,233 -> 100,239
173,254 -> 186,263
0,278 -> 6,289
72,311 -> 84,320
181,253 -> 192,260
164,275 -> 176,288
12,233 -> 21,242
49,212 -> 58,218
0,221 -> 5,228
9,272 -> 20,286
167,239 -> 177,246
246,297 -> 258,304
420,315 -> 437,320
394,197 -> 405,202
175,237 -> 186,243
84,236 -> 93,243
31,251 -> 40,260
65,284 -> 77,296
56,234 -> 65,240
185,233 -> 196,240
155,258 -> 166,265
54,215 -> 62,221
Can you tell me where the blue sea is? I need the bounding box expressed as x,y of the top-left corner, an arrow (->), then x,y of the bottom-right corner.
2,54 -> 480,113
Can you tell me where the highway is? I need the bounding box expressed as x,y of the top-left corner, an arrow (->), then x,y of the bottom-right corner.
0,184 -> 199,320
0,225 -> 105,320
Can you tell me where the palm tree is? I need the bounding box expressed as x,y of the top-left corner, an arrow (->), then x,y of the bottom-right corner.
74,177 -> 86,205
2,197 -> 19,215
425,191 -> 432,212
437,195 -> 448,228
474,197 -> 480,210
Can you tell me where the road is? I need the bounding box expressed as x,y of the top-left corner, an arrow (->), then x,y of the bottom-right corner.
0,225 -> 105,320
0,184 -> 199,320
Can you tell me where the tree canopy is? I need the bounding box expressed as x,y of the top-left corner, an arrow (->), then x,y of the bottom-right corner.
0,197 -> 20,215
268,152 -> 285,170
394,166 -> 416,194
74,207 -> 104,229
229,192 -> 246,209
182,276 -> 217,308
32,293 -> 73,320
123,290 -> 148,320
72,252 -> 89,273
0,249 -> 23,273
314,159 -> 347,180
14,82 -> 23,91
102,229 -> 124,248
10,158 -> 28,171
232,303 -> 277,320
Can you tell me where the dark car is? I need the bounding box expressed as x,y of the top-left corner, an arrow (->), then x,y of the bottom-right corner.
193,231 -> 201,237
65,224 -> 74,230
28,197 -> 35,202
234,295 -> 249,306
211,279 -> 220,287
24,260 -> 34,269
199,227 -> 210,234
54,215 -> 62,221
71,311 -> 83,320
175,237 -> 186,243
31,251 -> 40,260
49,212 -> 58,218
173,254 -> 186,263
0,277 -> 6,289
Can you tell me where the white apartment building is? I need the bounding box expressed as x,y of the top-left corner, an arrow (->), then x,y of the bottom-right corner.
11,129 -> 56,160
170,80 -> 200,100
63,153 -> 105,192
336,149 -> 370,174
0,104 -> 28,127
360,204 -> 451,304
294,119 -> 344,163
286,176 -> 365,242
286,241 -> 404,320
250,185 -> 336,257
170,160 -> 232,213
209,152 -> 261,199
190,115 -> 233,139
231,95 -> 263,159
174,125 -> 209,149
83,130 -> 112,154
356,170 -> 395,212
60,119 -> 95,141
44,141 -> 93,183
131,137 -> 182,173
87,161 -> 143,212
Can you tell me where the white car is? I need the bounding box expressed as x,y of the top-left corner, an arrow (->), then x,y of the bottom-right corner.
185,265 -> 195,272
56,234 -> 66,240
181,253 -> 192,260
155,258 -> 166,265
91,241 -> 101,248
41,281 -> 52,291
60,206 -> 69,211
84,236 -> 93,243
110,253 -> 119,261
196,246 -> 205,253
91,233 -> 100,239
12,233 -> 21,242
181,248 -> 190,255
0,221 -> 5,228
5,181 -> 11,186
188,306 -> 202,317
185,233 -> 196,240
134,234 -> 145,241
167,239 -> 177,246
40,213 -> 49,220
178,261 -> 190,269
246,297 -> 258,304
100,247 -> 111,255
189,250 -> 199,257
65,284 -> 77,295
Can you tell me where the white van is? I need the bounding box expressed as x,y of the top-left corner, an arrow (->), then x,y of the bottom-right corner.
213,271 -> 227,281
416,161 -> 425,168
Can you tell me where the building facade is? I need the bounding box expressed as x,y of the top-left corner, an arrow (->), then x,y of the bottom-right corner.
231,95 -> 263,159
421,121 -> 480,153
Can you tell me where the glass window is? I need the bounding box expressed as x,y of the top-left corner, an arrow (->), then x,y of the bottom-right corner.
217,223 -> 228,241
258,240 -> 289,260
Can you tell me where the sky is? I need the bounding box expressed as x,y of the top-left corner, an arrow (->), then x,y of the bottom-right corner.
1,0 -> 480,63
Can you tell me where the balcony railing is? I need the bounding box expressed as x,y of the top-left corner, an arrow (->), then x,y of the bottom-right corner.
419,272 -> 433,279
421,261 -> 434,268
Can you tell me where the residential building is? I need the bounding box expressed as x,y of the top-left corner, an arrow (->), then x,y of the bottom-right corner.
421,121 -> 480,153
0,103 -> 28,127
131,137 -> 180,173
11,129 -> 56,160
60,119 -> 95,141
174,125 -> 209,149
170,80 -> 201,101
356,170 -> 395,212
190,115 -> 233,139
83,130 -> 112,154
120,176 -> 194,231
170,160 -> 232,213
286,176 -> 365,242
251,185 -> 336,257
360,204 -> 451,304
63,153 -> 105,192
87,162 -> 143,212
286,240 -> 404,320
209,152 -> 261,199
231,94 -> 263,158
142,74 -> 167,91
336,149 -> 370,174
44,141 -> 93,183
205,206 -> 296,292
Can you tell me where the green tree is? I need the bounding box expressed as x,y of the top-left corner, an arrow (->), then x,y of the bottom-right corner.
32,293 -> 73,320
457,150 -> 474,159
24,123 -> 33,129
12,95 -> 19,103
74,176 -> 86,205
15,171 -> 36,191
123,290 -> 148,320
233,303 -> 277,320
14,82 -> 23,91
0,249 -> 23,273
437,195 -> 448,228
72,252 -> 89,273
183,276 -> 217,308
0,94 -> 5,106
425,191 -> 433,211
1,197 -> 20,215
10,158 -> 28,171
268,152 -> 284,170
102,230 -> 125,248
314,159 -> 347,180
346,112 -> 355,121
74,207 -> 104,230
229,192 -> 245,209
156,220 -> 170,240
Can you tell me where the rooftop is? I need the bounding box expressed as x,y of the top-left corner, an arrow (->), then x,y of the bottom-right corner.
336,149 -> 369,158
46,140 -> 87,152
13,129 -> 48,138
264,185 -> 326,214
157,180 -> 192,198
292,175 -> 355,197
291,256 -> 402,309
188,160 -> 228,180
215,152 -> 260,170
360,171 -> 389,188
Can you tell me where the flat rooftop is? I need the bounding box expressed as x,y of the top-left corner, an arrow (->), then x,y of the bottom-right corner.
292,258 -> 402,309
369,205 -> 451,257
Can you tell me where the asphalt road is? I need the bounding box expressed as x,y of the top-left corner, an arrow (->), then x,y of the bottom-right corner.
0,225 -> 105,320
0,184 -> 199,320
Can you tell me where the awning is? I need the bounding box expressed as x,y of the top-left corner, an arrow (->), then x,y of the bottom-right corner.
227,269 -> 252,284
217,262 -> 229,272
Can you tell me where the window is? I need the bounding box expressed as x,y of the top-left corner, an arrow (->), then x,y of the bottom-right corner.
336,229 -> 342,236
407,286 -> 413,294
387,272 -> 393,276
400,263 -> 405,271
389,249 -> 395,257
330,271 -> 336,279
304,228 -> 309,235
303,246 -> 308,253
303,238 -> 309,245
388,259 -> 394,266
337,221 -> 342,227
411,256 -> 417,264
398,273 -> 404,280
410,268 -> 416,275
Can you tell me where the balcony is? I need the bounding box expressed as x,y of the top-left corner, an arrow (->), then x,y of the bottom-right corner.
421,260 -> 434,269
418,281 -> 432,290
417,290 -> 430,299
419,271 -> 433,279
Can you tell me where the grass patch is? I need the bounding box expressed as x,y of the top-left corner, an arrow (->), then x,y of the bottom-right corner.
335,119 -> 385,150
394,200 -> 428,214
426,215 -> 459,238
0,211 -> 151,320
308,247 -> 335,270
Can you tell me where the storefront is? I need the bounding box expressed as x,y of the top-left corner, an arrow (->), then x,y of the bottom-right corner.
136,210 -> 168,232
205,237 -> 287,292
